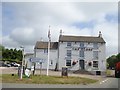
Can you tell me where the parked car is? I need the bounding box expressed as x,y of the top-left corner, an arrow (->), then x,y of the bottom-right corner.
14,63 -> 20,67
4,64 -> 11,67
7,64 -> 11,67
11,62 -> 15,67
115,62 -> 120,78
10,62 -> 20,67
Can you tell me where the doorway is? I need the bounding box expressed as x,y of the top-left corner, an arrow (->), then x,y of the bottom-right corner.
79,60 -> 85,70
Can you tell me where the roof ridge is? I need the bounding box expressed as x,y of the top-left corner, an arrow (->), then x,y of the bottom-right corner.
61,35 -> 99,38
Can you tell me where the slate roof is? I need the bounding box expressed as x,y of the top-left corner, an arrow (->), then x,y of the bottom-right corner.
59,35 -> 105,43
35,42 -> 58,49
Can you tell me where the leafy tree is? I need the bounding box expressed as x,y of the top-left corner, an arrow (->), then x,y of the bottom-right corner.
2,46 -> 22,63
107,53 -> 120,69
0,45 -> 4,51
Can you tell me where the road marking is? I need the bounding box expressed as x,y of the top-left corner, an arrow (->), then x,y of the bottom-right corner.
100,79 -> 109,84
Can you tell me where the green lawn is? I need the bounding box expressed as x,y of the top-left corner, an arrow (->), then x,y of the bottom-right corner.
1,74 -> 98,84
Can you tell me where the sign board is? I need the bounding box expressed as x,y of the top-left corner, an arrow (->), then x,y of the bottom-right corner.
72,47 -> 93,51
25,69 -> 31,77
29,57 -> 45,63
61,67 -> 68,77
31,66 -> 34,71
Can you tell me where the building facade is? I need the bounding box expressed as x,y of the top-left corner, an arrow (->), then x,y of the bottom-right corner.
34,42 -> 58,70
58,33 -> 106,75
28,32 -> 106,75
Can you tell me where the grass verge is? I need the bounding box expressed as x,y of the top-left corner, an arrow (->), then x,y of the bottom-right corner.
106,70 -> 112,76
1,74 -> 98,84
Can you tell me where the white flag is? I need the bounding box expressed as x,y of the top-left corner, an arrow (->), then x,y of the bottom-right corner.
48,26 -> 51,41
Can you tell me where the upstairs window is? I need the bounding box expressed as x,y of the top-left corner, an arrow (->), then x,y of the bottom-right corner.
93,51 -> 98,59
80,50 -> 84,57
67,42 -> 72,47
44,49 -> 48,53
93,43 -> 98,49
67,50 -> 71,57
80,42 -> 84,48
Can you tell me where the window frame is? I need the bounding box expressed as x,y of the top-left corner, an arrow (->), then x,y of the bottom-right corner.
44,49 -> 48,53
67,50 -> 71,57
93,51 -> 98,59
93,61 -> 98,68
93,43 -> 98,49
67,42 -> 72,47
49,60 -> 53,66
66,59 -> 71,66
79,50 -> 84,57
80,42 -> 84,48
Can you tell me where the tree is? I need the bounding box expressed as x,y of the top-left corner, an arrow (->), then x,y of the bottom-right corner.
0,45 -> 4,51
116,53 -> 120,62
2,46 -> 22,63
107,53 -> 120,69
0,45 -> 3,60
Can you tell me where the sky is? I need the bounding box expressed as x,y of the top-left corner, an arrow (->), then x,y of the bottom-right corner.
1,1 -> 118,58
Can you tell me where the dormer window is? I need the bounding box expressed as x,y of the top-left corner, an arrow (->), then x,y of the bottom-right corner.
67,42 -> 71,47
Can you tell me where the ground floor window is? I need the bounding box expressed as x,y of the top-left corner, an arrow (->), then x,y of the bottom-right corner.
49,60 -> 53,66
93,61 -> 98,68
66,59 -> 71,66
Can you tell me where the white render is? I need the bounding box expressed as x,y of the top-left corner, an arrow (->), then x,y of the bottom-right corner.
34,49 -> 58,70
26,33 -> 106,75
58,42 -> 106,72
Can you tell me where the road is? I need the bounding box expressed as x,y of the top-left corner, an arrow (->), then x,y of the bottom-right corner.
1,78 -> 119,88
0,67 -> 119,88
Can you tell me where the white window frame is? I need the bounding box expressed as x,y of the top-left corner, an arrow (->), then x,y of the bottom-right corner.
44,49 -> 48,53
93,43 -> 98,49
49,60 -> 53,66
80,50 -> 84,57
67,50 -> 71,57
80,42 -> 84,47
66,59 -> 71,66
93,61 -> 98,68
93,51 -> 98,59
67,42 -> 72,47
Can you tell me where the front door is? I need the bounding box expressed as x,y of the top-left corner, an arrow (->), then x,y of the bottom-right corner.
79,60 -> 85,70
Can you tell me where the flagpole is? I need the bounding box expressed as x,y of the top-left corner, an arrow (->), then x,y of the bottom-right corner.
47,26 -> 50,76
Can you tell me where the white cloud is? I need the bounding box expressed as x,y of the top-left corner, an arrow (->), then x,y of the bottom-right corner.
2,2 -> 118,57
0,3 -> 2,44
92,20 -> 118,57
2,36 -> 19,47
10,27 -> 37,45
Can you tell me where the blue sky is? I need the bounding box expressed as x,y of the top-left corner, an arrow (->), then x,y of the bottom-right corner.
1,2 -> 118,57
72,20 -> 96,29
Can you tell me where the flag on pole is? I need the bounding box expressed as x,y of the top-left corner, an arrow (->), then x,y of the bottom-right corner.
48,26 -> 51,41
47,25 -> 51,76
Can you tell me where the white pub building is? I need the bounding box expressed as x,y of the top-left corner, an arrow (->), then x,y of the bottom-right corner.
26,31 -> 106,75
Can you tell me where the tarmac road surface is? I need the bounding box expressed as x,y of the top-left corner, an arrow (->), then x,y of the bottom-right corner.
1,78 -> 119,88
0,67 -> 119,88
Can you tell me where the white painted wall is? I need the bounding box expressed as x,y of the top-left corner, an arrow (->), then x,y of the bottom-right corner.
58,41 -> 106,72
58,42 -> 67,70
98,43 -> 106,71
32,40 -> 106,73
34,49 -> 58,70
